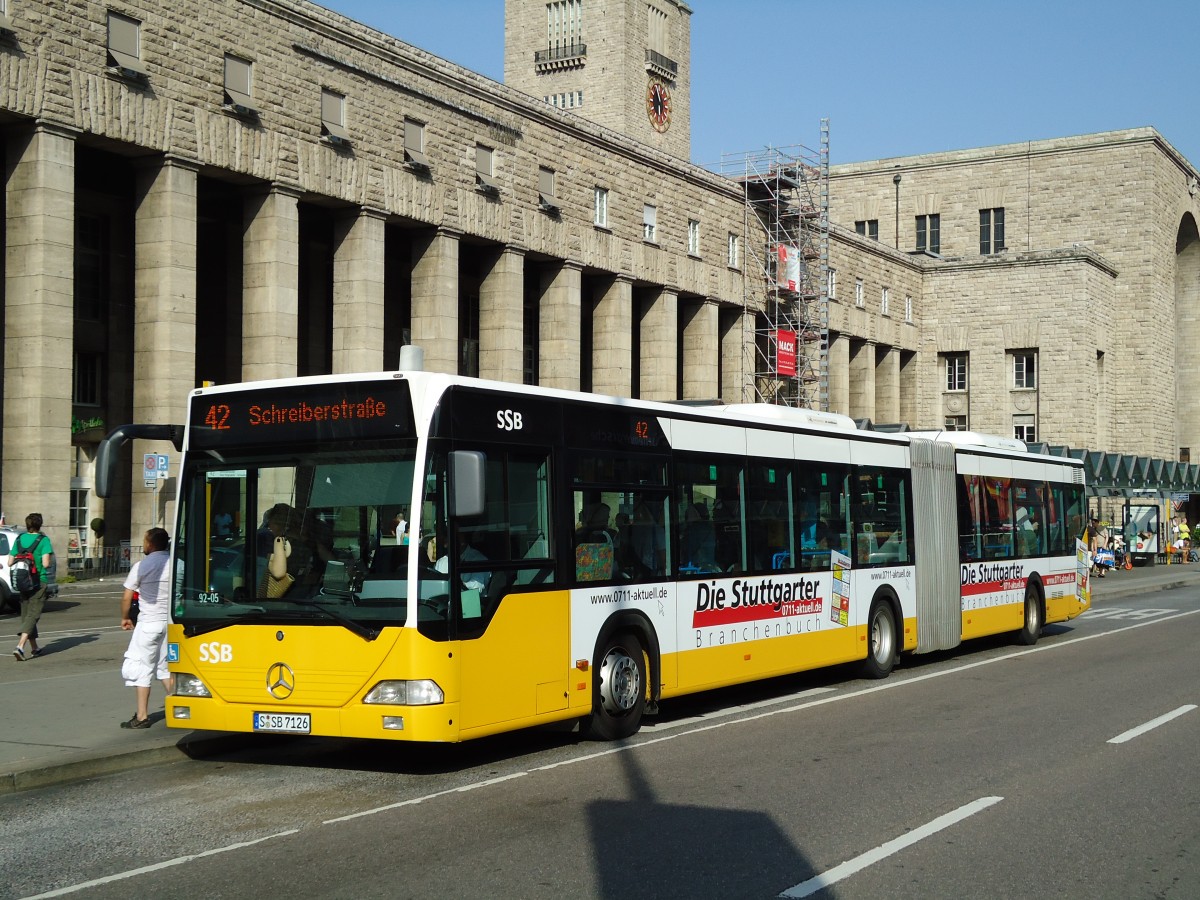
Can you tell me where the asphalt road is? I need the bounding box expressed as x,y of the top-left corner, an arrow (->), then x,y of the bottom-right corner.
3,587 -> 1198,899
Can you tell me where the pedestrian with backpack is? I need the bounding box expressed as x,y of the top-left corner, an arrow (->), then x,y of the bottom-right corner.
9,512 -> 53,661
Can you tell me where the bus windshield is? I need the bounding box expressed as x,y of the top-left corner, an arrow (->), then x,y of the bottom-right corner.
175,446 -> 418,635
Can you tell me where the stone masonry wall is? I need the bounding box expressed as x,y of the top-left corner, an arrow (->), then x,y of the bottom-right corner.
3,0 -> 744,306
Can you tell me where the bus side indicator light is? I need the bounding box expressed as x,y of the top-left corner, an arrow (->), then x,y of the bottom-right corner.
575,660 -> 589,670
744,654 -> 752,661
577,682 -> 587,691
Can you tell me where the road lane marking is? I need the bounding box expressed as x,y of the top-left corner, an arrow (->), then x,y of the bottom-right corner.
778,796 -> 1004,898
26,829 -> 300,898
1107,704 -> 1197,744
1084,607 -> 1177,620
645,686 -> 837,732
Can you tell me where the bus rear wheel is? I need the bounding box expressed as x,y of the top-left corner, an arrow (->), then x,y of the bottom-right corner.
584,633 -> 646,741
1017,582 -> 1042,645
862,599 -> 897,679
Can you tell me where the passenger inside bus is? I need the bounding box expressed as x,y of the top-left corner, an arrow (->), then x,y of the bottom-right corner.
256,503 -> 333,598
681,502 -> 717,573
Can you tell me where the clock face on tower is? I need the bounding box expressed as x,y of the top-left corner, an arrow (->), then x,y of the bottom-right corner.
646,79 -> 671,133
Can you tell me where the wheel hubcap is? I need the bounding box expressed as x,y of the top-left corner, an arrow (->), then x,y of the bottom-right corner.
599,648 -> 640,716
872,612 -> 893,662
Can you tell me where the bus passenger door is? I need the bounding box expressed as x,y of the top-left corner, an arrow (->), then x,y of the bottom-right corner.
450,448 -> 567,734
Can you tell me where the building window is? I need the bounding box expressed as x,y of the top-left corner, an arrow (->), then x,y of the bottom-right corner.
546,90 -> 584,109
880,287 -> 889,316
222,54 -> 258,115
1012,350 -> 1037,389
727,233 -> 740,268
945,415 -> 967,431
320,88 -> 350,143
538,166 -> 559,211
904,295 -> 912,323
827,268 -> 837,300
687,219 -> 700,256
648,5 -> 669,53
403,118 -> 429,168
476,144 -> 498,193
106,11 -> 147,77
69,488 -> 89,533
642,204 -> 657,243
594,187 -> 608,227
946,354 -> 968,392
980,207 -> 1005,254
1014,415 -> 1036,442
73,352 -> 103,406
915,213 -> 940,254
855,278 -> 864,308
855,219 -> 879,241
546,0 -> 583,52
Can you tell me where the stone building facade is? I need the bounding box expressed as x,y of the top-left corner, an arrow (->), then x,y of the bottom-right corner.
827,129 -> 1200,461
0,0 -> 752,556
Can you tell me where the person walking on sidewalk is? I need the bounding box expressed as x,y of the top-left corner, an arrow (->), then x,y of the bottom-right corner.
119,527 -> 174,729
9,512 -> 53,661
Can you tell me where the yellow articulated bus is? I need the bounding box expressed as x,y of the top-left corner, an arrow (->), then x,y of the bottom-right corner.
96,362 -> 1089,743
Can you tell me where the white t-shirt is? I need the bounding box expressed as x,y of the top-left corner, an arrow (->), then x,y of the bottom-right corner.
123,549 -> 172,624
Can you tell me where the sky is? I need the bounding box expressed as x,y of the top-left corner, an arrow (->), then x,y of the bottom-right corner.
313,0 -> 1200,171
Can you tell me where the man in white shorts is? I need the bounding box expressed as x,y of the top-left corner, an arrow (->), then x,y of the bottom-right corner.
119,528 -> 174,729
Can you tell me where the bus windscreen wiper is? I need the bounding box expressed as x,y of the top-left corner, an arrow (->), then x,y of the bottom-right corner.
289,598 -> 379,641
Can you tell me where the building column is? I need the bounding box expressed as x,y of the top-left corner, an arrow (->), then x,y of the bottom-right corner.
332,207 -> 387,374
849,339 -> 877,422
640,286 -> 678,401
592,274 -> 632,397
479,245 -> 525,383
3,124 -> 76,550
242,185 -> 300,382
827,332 -> 850,416
898,351 -> 917,428
133,156 -> 198,534
539,260 -> 582,390
682,300 -> 719,400
411,227 -> 460,375
875,345 -> 900,425
720,307 -> 753,404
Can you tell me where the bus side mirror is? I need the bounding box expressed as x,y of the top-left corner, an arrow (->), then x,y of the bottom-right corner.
449,451 -> 486,518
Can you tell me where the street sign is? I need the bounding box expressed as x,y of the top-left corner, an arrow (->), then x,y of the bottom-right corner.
143,453 -> 157,488
157,454 -> 170,480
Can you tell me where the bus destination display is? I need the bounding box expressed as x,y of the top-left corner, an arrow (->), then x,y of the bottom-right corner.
189,381 -> 413,448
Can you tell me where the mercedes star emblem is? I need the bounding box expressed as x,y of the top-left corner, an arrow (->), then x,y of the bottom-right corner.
267,662 -> 295,699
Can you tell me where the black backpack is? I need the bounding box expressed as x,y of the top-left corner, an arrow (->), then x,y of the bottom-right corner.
11,534 -> 43,593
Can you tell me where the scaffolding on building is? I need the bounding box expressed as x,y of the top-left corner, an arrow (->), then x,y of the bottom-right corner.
720,121 -> 829,409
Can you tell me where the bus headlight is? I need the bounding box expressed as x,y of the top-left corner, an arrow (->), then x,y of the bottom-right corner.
173,673 -> 212,698
363,680 -> 444,705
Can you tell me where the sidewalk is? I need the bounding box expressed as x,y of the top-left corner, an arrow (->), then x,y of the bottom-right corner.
0,581 -> 241,794
3,561 -> 1200,794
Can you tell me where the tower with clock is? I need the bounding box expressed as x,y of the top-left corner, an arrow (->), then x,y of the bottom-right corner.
504,0 -> 692,160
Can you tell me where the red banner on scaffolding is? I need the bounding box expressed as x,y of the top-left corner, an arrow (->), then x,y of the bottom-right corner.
776,329 -> 797,377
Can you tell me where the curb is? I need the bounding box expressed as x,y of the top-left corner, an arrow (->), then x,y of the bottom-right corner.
0,732 -> 252,796
1094,578 -> 1195,603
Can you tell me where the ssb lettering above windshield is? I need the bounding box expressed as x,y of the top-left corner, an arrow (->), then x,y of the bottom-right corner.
496,409 -> 524,431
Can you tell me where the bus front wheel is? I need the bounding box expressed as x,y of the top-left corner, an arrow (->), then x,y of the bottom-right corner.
1017,583 -> 1043,645
862,599 -> 897,679
584,633 -> 646,741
